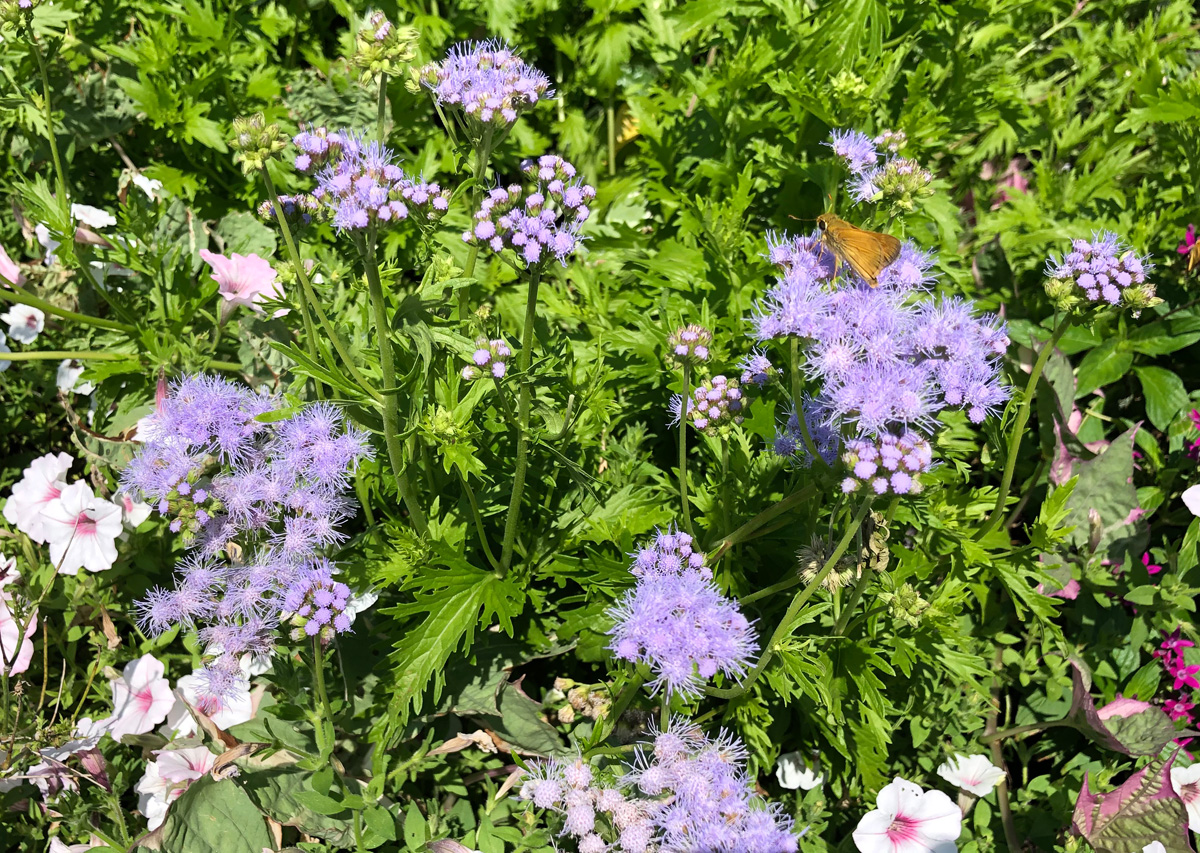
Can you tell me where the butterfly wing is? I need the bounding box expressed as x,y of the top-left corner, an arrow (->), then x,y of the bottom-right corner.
824,224 -> 902,286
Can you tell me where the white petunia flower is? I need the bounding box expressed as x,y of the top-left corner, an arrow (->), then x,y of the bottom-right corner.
936,754 -> 1005,796
108,654 -> 175,739
776,751 -> 824,790
70,204 -> 117,230
0,304 -> 44,344
41,481 -> 123,574
853,777 -> 962,853
2,452 -> 73,543
1170,763 -> 1200,832
131,174 -> 164,200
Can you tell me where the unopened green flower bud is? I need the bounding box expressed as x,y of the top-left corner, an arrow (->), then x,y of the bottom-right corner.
230,114 -> 287,175
1043,276 -> 1083,313
352,11 -> 419,82
0,0 -> 40,28
880,583 -> 928,628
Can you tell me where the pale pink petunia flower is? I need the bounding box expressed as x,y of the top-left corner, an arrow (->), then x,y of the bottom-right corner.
1171,762 -> 1200,832
2,452 -> 73,543
936,754 -> 1005,796
198,249 -> 284,314
0,556 -> 35,677
114,494 -> 152,529
0,244 -> 24,286
41,481 -> 123,574
108,654 -> 175,740
0,304 -> 43,344
853,777 -> 962,853
136,745 -> 216,830
165,668 -> 255,736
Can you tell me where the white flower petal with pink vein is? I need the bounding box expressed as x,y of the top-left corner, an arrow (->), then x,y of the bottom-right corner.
937,754 -> 1005,796
0,595 -> 35,676
41,481 -> 123,574
0,304 -> 44,344
108,654 -> 175,739
1170,763 -> 1200,831
165,669 -> 254,736
853,777 -> 961,853
2,452 -> 73,543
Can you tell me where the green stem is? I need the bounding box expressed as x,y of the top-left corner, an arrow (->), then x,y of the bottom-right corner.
459,128 -> 495,320
719,441 -> 731,538
707,497 -> 873,699
709,483 -> 817,560
499,268 -> 542,572
979,719 -> 1072,744
32,37 -> 68,207
108,788 -> 131,846
832,498 -> 895,635
976,315 -> 1073,540
354,809 -> 365,852
0,288 -> 136,334
679,362 -> 695,538
601,672 -> 646,741
0,350 -> 131,362
206,359 -> 244,372
361,231 -> 428,535
458,470 -> 501,572
606,96 -> 617,177
739,575 -> 801,606
789,336 -> 823,466
377,71 -> 388,142
311,637 -> 336,759
263,173 -> 382,404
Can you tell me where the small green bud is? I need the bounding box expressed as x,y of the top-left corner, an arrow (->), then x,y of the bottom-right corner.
230,114 -> 287,175
352,11 -> 419,82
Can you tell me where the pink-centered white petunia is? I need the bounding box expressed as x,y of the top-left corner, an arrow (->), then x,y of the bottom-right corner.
776,751 -> 824,790
1170,763 -> 1200,832
2,452 -> 73,543
0,243 -> 24,286
108,654 -> 175,739
41,481 -> 123,574
198,249 -> 284,314
853,777 -> 962,853
936,754 -> 1005,796
70,204 -> 117,230
164,668 -> 255,736
136,745 -> 216,830
0,304 -> 44,344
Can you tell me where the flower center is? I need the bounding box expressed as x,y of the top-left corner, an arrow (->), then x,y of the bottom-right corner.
135,687 -> 156,713
887,814 -> 920,843
74,512 -> 97,535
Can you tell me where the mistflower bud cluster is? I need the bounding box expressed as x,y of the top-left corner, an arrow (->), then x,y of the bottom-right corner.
828,129 -> 933,213
772,399 -> 840,468
840,430 -> 934,495
463,155 -> 595,267
282,561 -> 354,645
418,40 -> 552,132
606,528 -> 757,698
666,324 -> 712,365
257,193 -> 319,228
520,720 -> 800,853
351,11 -> 418,82
1044,232 -> 1156,315
738,350 -> 776,387
230,114 -> 288,174
293,127 -> 349,173
460,337 -> 511,380
0,0 -> 39,27
669,375 -> 746,436
311,133 -> 449,230
874,129 -> 907,152
123,375 -> 373,695
797,536 -> 860,592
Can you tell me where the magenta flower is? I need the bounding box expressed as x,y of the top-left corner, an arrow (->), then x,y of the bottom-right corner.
1142,552 -> 1163,576
853,777 -> 962,853
198,249 -> 284,315
1170,661 -> 1200,692
1179,224 -> 1196,257
1155,628 -> 1194,665
1164,697 -> 1195,724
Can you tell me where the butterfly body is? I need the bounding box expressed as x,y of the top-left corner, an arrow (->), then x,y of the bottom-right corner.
816,213 -> 902,287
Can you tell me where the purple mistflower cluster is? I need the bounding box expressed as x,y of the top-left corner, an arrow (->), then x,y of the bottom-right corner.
827,129 -> 933,211
520,720 -> 800,853
752,233 -> 1009,434
739,349 -> 776,387
461,337 -> 511,380
772,399 -> 840,468
666,323 -> 712,366
606,529 -> 757,698
123,375 -> 372,695
463,155 -> 595,267
311,133 -> 451,230
1044,231 -> 1156,313
840,430 -> 934,495
419,40 -> 552,131
282,560 -> 354,644
292,127 -> 350,173
257,193 -> 320,228
668,375 -> 747,437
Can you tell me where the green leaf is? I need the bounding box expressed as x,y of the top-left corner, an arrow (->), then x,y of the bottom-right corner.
1072,752 -> 1192,853
362,804 -> 397,842
1062,427 -> 1145,558
1075,339 -> 1132,397
161,777 -> 272,853
1123,661 -> 1163,702
1133,366 -> 1188,431
217,211 -> 277,257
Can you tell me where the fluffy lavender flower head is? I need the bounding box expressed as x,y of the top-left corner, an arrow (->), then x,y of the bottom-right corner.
292,127 -> 350,173
1044,231 -> 1156,314
827,129 -> 878,175
313,135 -> 414,230
420,40 -> 551,131
283,559 -> 354,644
667,324 -> 712,366
396,176 -> 451,220
874,129 -> 907,152
463,155 -> 595,267
738,350 -> 776,387
607,531 -> 757,698
461,337 -> 512,380
753,233 -> 835,341
840,430 -> 935,496
669,375 -> 747,437
772,398 -> 840,467
852,155 -> 934,211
